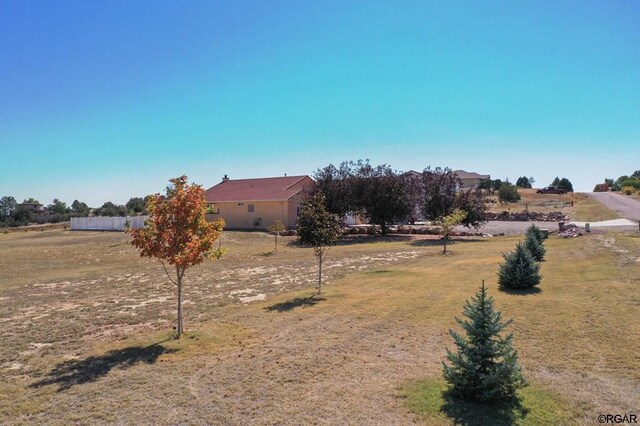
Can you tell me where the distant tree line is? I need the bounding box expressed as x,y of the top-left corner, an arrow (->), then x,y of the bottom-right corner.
477,178 -> 521,203
0,195 -> 150,228
476,174 -> 575,204
313,160 -> 486,235
594,170 -> 640,193
550,176 -> 574,192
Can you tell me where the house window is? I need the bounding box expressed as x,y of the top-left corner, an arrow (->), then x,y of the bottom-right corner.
248,204 -> 255,213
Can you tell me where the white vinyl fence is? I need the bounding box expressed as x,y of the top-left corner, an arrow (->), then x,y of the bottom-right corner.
71,216 -> 148,231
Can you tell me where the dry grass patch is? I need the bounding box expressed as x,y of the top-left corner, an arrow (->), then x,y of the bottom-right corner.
486,189 -> 619,221
1,229 -> 638,424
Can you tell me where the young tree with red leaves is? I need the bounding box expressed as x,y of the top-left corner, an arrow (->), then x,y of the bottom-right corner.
128,176 -> 224,338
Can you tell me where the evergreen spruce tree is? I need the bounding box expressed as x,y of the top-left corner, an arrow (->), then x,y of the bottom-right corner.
498,242 -> 541,290
524,232 -> 546,262
443,282 -> 526,402
525,224 -> 546,244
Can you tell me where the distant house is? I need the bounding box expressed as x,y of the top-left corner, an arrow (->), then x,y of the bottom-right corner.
204,175 -> 314,229
15,203 -> 46,215
401,169 -> 490,221
453,170 -> 490,189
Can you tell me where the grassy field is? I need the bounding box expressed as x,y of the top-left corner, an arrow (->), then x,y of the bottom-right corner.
486,189 -> 620,222
1,229 -> 638,424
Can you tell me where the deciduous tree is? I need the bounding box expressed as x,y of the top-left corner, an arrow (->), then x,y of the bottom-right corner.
126,197 -> 147,215
455,187 -> 487,228
422,167 -> 460,220
0,196 -> 16,218
71,200 -> 90,216
47,199 -> 70,215
440,209 -> 467,254
128,176 -> 225,338
96,201 -> 127,217
12,208 -> 33,225
314,160 -> 414,234
313,162 -> 359,218
356,163 -> 412,235
297,192 -> 342,294
266,220 -> 286,253
422,167 -> 486,228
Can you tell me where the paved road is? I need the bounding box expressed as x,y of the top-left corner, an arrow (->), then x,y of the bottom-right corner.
587,192 -> 640,221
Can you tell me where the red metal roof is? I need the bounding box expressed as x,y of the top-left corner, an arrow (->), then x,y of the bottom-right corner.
204,175 -> 312,202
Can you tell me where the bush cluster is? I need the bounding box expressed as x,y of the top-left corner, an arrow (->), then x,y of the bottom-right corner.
498,184 -> 521,203
594,171 -> 640,192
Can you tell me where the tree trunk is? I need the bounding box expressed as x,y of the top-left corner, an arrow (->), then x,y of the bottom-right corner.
443,237 -> 447,254
274,234 -> 278,253
176,269 -> 183,339
317,251 -> 323,295
381,222 -> 387,236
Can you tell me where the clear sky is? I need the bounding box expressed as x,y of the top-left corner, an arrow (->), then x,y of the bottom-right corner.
1,0 -> 639,206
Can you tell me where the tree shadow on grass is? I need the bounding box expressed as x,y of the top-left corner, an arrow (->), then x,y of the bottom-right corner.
287,234 -> 417,248
500,286 -> 542,295
337,234 -> 417,245
441,390 -> 529,426
410,238 -> 488,248
30,343 -> 178,392
264,296 -> 326,313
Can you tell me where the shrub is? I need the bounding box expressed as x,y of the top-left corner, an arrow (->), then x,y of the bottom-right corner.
498,184 -> 521,203
498,242 -> 541,290
524,232 -> 545,262
623,186 -> 635,196
11,208 -> 33,226
620,179 -> 640,190
593,183 -> 609,192
443,282 -> 527,402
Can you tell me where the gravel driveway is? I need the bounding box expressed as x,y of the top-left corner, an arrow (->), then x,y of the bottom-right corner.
587,192 -> 640,221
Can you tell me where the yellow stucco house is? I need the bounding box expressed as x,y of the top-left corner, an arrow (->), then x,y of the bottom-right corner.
204,175 -> 314,229
454,170 -> 491,189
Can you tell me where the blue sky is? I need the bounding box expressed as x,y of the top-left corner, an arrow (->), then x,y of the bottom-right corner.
1,1 -> 639,206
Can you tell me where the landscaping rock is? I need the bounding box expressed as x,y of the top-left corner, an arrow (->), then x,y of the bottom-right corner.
557,223 -> 583,238
484,210 -> 570,222
397,226 -> 412,234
